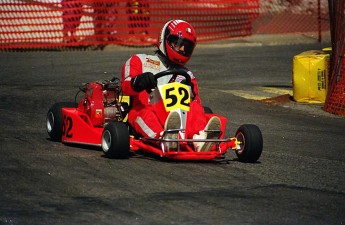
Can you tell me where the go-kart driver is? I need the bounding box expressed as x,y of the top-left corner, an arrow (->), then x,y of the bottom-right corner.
121,19 -> 227,152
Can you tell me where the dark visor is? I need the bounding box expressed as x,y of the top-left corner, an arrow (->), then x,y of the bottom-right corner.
167,35 -> 195,57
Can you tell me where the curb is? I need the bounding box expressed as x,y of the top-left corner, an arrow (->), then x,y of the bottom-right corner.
197,33 -> 331,48
103,33 -> 332,51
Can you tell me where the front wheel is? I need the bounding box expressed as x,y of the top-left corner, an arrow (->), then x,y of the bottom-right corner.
235,124 -> 263,163
102,122 -> 130,159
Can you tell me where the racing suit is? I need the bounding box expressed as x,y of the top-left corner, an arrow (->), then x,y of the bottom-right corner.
121,52 -> 226,139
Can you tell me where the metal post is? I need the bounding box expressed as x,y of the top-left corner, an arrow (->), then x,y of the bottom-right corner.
318,0 -> 321,43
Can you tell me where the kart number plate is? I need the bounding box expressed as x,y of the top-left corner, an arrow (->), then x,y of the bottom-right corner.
158,82 -> 191,112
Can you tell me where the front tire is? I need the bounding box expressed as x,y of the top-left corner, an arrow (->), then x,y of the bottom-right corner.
235,124 -> 263,163
46,102 -> 77,142
102,122 -> 130,159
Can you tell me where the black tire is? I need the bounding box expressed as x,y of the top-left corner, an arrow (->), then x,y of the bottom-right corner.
235,124 -> 263,163
203,106 -> 213,114
102,122 -> 130,159
46,102 -> 77,142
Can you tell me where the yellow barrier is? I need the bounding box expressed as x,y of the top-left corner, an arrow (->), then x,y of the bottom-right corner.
292,50 -> 330,103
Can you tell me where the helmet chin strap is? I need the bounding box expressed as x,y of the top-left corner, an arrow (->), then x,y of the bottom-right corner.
155,50 -> 185,69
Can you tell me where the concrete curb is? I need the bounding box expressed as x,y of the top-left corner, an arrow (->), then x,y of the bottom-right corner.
103,33 -> 332,51
197,33 -> 331,48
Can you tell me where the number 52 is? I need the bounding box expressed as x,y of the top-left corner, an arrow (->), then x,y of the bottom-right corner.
159,82 -> 191,111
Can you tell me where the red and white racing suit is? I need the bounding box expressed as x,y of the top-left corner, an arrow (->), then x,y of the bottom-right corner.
121,53 -> 226,139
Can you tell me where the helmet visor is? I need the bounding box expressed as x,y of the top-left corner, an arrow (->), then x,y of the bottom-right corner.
167,35 -> 195,57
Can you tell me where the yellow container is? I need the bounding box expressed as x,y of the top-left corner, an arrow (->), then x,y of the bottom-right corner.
292,50 -> 329,103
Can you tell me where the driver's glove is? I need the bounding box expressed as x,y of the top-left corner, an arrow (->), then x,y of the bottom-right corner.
131,72 -> 157,93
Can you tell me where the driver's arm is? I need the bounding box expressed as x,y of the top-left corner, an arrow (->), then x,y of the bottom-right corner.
121,55 -> 142,96
191,77 -> 202,104
121,55 -> 157,95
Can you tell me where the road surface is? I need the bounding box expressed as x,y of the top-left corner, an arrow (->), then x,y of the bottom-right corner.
0,43 -> 344,225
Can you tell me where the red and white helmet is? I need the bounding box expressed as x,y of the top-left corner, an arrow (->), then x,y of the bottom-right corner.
157,20 -> 197,66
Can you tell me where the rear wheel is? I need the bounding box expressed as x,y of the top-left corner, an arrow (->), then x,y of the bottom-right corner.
235,124 -> 263,163
102,122 -> 130,159
46,102 -> 77,141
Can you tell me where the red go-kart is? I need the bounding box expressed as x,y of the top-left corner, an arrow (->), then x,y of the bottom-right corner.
46,69 -> 263,162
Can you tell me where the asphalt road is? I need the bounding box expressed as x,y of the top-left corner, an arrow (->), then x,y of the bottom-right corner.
1,42 -> 345,225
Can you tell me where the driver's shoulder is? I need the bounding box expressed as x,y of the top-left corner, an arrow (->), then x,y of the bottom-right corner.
133,53 -> 158,61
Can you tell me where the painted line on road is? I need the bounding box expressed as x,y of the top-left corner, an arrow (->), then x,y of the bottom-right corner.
221,87 -> 292,101
221,90 -> 268,100
260,87 -> 292,96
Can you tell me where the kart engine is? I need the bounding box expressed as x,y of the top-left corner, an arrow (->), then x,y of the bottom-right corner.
79,79 -> 127,127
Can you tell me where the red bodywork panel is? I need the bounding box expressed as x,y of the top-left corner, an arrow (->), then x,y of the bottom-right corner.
61,108 -> 103,146
60,107 -> 237,160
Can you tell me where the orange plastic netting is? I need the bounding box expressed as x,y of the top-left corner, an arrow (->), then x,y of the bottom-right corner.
323,0 -> 345,115
1,0 -> 331,49
0,0 -> 260,49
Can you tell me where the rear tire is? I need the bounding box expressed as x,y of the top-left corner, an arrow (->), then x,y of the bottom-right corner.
235,124 -> 263,163
46,102 -> 77,142
102,122 -> 130,159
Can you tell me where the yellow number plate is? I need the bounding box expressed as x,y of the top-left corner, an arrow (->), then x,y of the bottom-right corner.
159,82 -> 191,112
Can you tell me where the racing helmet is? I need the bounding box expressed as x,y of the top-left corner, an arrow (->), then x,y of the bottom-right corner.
157,20 -> 197,66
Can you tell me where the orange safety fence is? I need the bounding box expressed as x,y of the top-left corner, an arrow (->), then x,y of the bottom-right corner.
252,0 -> 330,41
323,0 -> 345,116
0,0 -> 260,49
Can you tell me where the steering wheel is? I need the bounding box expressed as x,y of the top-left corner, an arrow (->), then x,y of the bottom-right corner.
154,69 -> 192,86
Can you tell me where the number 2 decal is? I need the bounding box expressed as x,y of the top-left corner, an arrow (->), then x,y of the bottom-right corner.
62,115 -> 73,138
159,82 -> 191,111
178,87 -> 190,108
